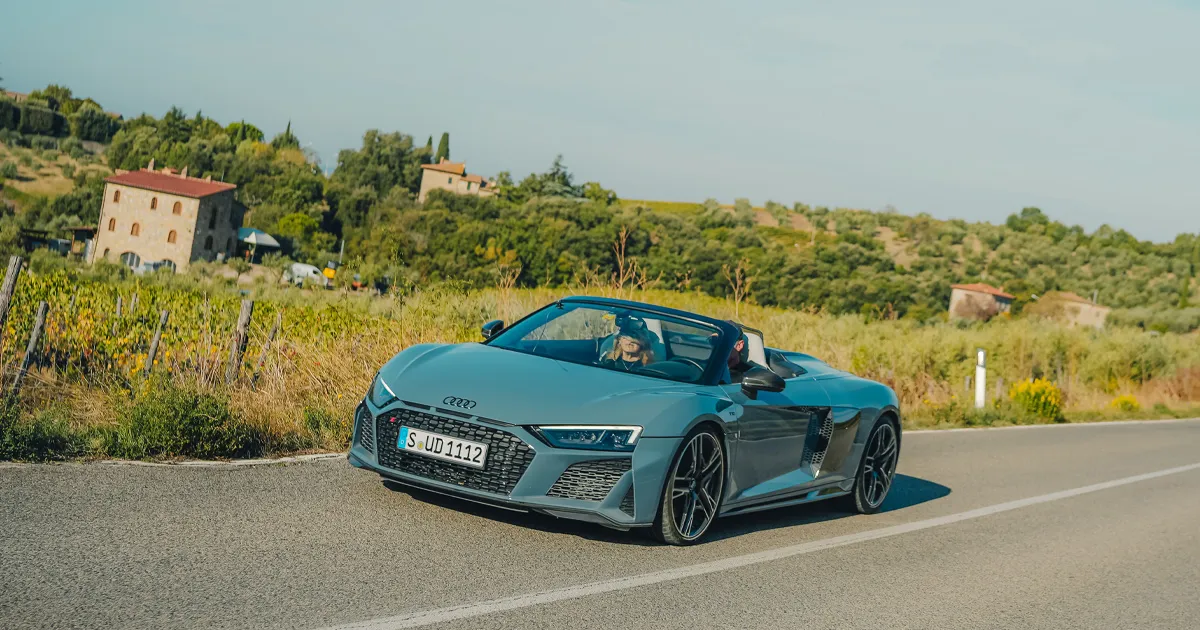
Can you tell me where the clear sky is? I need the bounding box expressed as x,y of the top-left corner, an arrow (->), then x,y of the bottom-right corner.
3,0 -> 1197,241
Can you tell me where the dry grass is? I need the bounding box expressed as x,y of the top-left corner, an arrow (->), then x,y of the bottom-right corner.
7,282 -> 1199,459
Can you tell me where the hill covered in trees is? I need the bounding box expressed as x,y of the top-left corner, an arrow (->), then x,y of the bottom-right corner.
1,84 -> 1197,332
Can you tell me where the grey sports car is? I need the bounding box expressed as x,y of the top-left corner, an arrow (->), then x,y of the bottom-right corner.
349,296 -> 901,545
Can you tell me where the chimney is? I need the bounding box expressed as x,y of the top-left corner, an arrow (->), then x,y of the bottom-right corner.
147,158 -> 155,171
180,166 -> 188,179
204,175 -> 212,182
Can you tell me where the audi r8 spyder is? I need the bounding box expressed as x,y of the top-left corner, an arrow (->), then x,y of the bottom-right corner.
349,296 -> 901,545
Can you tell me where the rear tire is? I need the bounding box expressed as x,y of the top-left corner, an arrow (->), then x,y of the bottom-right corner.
841,418 -> 899,514
651,427 -> 725,545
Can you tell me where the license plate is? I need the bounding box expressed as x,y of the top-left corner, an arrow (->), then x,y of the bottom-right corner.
397,426 -> 489,469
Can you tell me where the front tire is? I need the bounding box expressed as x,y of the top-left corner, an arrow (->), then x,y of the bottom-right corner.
651,427 -> 725,545
842,418 -> 899,514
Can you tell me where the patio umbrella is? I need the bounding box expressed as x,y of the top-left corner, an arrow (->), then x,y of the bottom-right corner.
238,228 -> 281,248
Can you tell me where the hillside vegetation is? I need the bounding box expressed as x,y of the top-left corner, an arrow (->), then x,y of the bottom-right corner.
2,84 -> 1196,333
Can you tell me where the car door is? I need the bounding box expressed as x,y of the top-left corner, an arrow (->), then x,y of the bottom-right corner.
722,375 -> 832,506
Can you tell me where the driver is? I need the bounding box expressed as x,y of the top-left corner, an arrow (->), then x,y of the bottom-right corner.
599,321 -> 656,372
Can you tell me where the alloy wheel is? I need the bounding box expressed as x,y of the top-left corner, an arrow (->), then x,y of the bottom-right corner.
669,432 -> 724,541
862,422 -> 898,509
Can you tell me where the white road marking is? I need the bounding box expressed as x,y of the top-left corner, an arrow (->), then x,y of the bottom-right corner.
907,417 -> 1200,434
318,461 -> 1200,630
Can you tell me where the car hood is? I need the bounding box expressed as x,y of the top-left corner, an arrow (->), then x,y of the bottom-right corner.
378,343 -> 704,427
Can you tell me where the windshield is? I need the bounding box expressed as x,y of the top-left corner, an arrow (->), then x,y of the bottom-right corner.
486,302 -> 722,384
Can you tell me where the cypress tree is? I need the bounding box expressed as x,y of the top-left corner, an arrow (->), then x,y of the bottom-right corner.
435,132 -> 450,162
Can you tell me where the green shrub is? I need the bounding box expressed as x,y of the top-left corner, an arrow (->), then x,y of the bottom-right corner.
106,381 -> 265,459
31,135 -> 58,150
0,404 -> 87,461
60,163 -> 75,178
18,104 -> 66,136
1009,378 -> 1064,421
302,405 -> 352,450
0,161 -> 17,180
0,128 -> 28,147
0,99 -> 19,131
18,153 -> 32,167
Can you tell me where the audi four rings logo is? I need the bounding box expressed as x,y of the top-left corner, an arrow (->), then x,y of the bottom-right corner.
443,396 -> 477,410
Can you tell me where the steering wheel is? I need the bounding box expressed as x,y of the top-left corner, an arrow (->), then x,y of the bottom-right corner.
670,357 -> 705,372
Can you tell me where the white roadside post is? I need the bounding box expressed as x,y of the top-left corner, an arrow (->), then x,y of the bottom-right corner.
975,348 -> 987,409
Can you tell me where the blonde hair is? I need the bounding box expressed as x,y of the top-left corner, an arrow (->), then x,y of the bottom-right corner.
607,334 -> 655,365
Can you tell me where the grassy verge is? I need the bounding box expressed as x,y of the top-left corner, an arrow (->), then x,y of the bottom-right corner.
0,273 -> 1197,461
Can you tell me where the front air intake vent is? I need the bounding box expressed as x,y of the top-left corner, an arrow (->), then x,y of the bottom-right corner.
356,405 -> 375,454
546,459 -> 632,502
619,485 -> 636,517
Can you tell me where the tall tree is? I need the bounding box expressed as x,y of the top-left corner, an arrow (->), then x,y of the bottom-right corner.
425,136 -> 433,152
271,121 -> 300,150
435,132 -> 450,162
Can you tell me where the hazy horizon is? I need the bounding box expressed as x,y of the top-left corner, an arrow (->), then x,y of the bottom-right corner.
2,0 -> 1197,242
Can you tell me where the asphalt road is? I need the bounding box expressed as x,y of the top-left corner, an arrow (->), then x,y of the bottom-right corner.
2,419 -> 1199,630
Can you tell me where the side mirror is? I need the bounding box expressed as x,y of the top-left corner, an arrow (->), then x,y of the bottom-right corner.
480,319 -> 505,340
741,366 -> 785,399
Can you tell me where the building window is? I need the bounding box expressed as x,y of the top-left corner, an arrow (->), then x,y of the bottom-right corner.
160,260 -> 177,273
208,209 -> 217,230
119,252 -> 141,268
467,182 -> 472,191
204,235 -> 213,250
113,190 -> 120,203
102,248 -> 110,259
150,197 -> 158,210
130,223 -> 141,237
167,230 -> 177,244
448,176 -> 453,184
107,218 -> 116,231
172,201 -> 183,215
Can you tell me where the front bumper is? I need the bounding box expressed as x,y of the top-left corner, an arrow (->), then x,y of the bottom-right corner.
349,401 -> 682,529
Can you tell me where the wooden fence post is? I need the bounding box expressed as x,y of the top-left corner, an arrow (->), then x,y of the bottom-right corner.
10,301 -> 48,397
145,310 -> 170,375
225,300 -> 254,385
130,293 -> 139,315
0,255 -> 24,348
115,296 -> 122,318
251,310 -> 282,388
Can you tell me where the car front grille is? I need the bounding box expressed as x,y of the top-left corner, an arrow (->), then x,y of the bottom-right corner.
375,409 -> 535,495
546,458 -> 631,501
356,405 -> 375,454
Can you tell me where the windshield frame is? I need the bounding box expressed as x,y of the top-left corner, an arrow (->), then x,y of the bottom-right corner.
482,297 -> 739,386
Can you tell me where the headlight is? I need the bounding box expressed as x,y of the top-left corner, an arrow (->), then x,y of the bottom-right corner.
367,372 -> 397,408
531,425 -> 643,452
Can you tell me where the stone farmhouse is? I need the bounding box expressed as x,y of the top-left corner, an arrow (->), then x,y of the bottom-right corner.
418,158 -> 497,202
1030,291 -> 1111,329
949,283 -> 1014,320
89,161 -> 241,272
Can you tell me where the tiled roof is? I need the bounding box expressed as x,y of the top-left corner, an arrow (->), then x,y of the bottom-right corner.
105,169 -> 236,198
462,174 -> 485,184
951,283 -> 1015,300
421,160 -> 466,176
